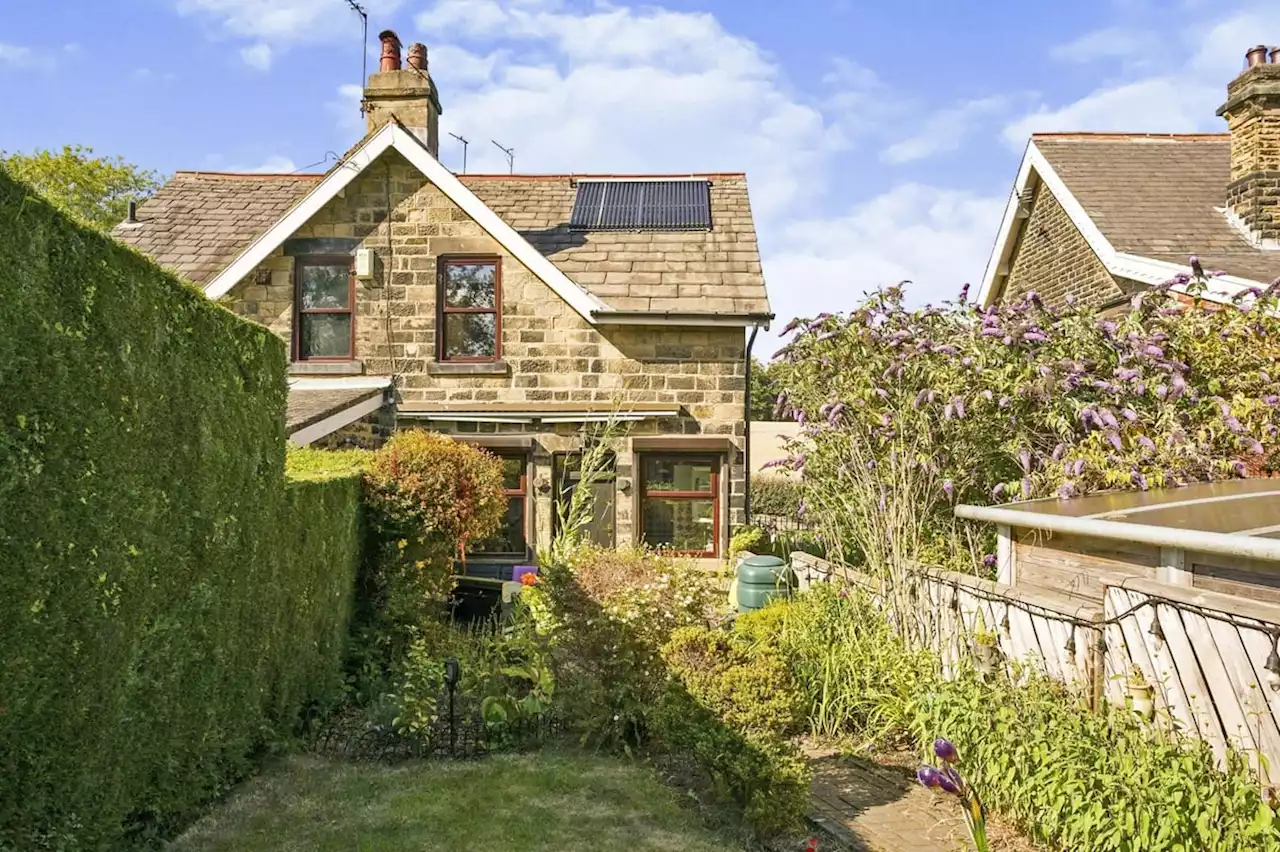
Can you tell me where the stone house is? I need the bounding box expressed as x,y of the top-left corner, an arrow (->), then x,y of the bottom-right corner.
980,44 -> 1280,309
115,32 -> 773,572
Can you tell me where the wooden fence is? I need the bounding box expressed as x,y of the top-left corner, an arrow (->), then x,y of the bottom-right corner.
790,552 -> 1280,784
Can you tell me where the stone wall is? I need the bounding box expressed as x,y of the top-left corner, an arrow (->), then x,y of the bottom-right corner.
226,149 -> 747,556
1002,182 -> 1125,307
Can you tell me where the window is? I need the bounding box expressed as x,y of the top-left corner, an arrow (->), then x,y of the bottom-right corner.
438,258 -> 500,361
473,453 -> 528,557
294,256 -> 354,361
639,454 -> 720,557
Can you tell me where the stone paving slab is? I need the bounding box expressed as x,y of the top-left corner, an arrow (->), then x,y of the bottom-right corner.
804,748 -> 1035,852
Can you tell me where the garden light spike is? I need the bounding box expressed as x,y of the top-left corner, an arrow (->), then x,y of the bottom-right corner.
1265,633 -> 1280,692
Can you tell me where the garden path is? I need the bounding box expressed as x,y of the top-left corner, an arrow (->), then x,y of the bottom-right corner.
805,747 -> 1036,851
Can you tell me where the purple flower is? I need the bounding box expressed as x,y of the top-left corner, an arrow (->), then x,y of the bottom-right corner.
760,458 -> 786,470
1265,395 -> 1279,406
875,387 -> 889,400
1106,432 -> 1123,452
982,554 -> 998,568
1232,460 -> 1248,478
1021,477 -> 1032,498
795,409 -> 807,425
1051,443 -> 1066,462
1132,471 -> 1149,490
981,390 -> 994,402
1115,367 -> 1140,382
917,766 -> 943,789
1143,344 -> 1165,359
991,483 -> 1007,500
881,412 -> 892,428
1072,458 -> 1086,476
959,283 -> 970,301
1225,416 -> 1244,434
1246,438 -> 1265,456
1138,435 -> 1156,453
1019,448 -> 1032,473
1262,371 -> 1272,384
944,402 -> 955,420
1058,482 -> 1076,499
942,479 -> 955,500
1170,374 -> 1186,397
1024,331 -> 1047,343
1100,409 -> 1119,430
999,396 -> 1011,409
1154,385 -> 1168,400
934,739 -> 959,764
980,327 -> 1003,338
1121,408 -> 1138,422
1099,320 -> 1118,336
914,389 -> 930,409
953,398 -> 966,419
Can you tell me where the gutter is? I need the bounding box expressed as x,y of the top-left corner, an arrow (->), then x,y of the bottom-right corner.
592,309 -> 775,328
743,322 -> 765,525
955,503 -> 1280,563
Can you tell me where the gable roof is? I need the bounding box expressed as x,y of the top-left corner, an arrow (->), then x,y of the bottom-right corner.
114,123 -> 771,325
980,133 -> 1277,307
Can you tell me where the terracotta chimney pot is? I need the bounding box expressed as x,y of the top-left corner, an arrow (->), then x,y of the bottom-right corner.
407,42 -> 427,72
1246,44 -> 1269,68
379,30 -> 402,72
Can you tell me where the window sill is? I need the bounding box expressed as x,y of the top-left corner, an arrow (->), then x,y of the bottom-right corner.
426,360 -> 511,377
289,360 -> 364,376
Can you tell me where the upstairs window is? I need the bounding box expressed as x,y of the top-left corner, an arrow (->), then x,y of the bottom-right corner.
294,256 -> 354,361
438,258 -> 500,361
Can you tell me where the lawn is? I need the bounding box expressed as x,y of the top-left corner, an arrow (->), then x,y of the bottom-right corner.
167,751 -> 749,852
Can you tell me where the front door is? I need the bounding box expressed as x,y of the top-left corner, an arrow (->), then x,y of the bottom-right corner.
552,451 -> 616,547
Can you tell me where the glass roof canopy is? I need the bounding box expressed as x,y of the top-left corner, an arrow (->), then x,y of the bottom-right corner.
955,479 -> 1280,562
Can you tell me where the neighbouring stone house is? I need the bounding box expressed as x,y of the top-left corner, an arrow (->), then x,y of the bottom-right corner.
980,44 -> 1280,309
115,31 -> 773,572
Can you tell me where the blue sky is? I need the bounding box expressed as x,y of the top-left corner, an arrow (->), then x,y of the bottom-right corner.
2,0 -> 1278,340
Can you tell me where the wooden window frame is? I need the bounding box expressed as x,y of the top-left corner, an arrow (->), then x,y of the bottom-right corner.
293,255 -> 356,362
638,453 -> 721,558
471,450 -> 529,558
437,256 -> 502,363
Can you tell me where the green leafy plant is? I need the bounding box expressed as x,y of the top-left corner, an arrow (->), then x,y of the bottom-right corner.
750,475 -> 804,517
1,144 -> 160,231
349,430 -> 506,691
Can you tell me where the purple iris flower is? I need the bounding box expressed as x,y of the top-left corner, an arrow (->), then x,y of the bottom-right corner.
982,554 -> 998,568
934,739 -> 959,764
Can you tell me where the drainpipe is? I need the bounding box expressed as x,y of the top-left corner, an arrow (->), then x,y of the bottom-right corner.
743,324 -> 761,525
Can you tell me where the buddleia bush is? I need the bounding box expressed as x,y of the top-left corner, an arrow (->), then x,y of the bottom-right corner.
774,272 -> 1280,571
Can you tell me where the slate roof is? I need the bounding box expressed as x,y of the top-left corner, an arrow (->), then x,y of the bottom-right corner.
113,168 -> 769,315
286,386 -> 383,433
1033,133 -> 1280,285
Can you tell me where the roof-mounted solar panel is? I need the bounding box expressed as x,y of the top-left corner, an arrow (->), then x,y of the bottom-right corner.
569,179 -> 711,231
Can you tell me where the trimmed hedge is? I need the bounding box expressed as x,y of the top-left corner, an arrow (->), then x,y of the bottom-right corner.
750,475 -> 803,517
0,171 -> 361,849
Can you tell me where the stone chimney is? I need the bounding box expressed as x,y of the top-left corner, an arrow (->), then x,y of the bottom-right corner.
1218,45 -> 1280,244
363,30 -> 442,157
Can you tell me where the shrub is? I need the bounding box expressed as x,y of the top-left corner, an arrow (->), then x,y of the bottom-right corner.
750,475 -> 803,517
523,544 -> 717,747
655,626 -> 809,836
0,172 -> 361,849
775,280 -> 1280,570
350,431 -> 506,689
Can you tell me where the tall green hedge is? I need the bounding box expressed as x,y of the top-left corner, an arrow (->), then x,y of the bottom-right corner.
0,170 -> 362,849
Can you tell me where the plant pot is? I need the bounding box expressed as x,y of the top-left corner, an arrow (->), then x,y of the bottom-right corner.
1128,682 -> 1155,719
973,640 -> 999,675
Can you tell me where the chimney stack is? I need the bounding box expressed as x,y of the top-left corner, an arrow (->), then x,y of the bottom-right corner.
1217,45 -> 1280,244
362,30 -> 442,157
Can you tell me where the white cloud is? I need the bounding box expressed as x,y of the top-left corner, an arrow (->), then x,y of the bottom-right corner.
882,96 -> 1009,164
176,0 -> 403,42
0,42 -> 52,69
1006,5 -> 1280,146
240,42 -> 272,71
763,184 -> 1006,340
1049,26 -> 1149,64
244,155 -> 298,173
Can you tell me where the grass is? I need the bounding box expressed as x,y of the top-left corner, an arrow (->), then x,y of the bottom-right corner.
167,751 -> 749,852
